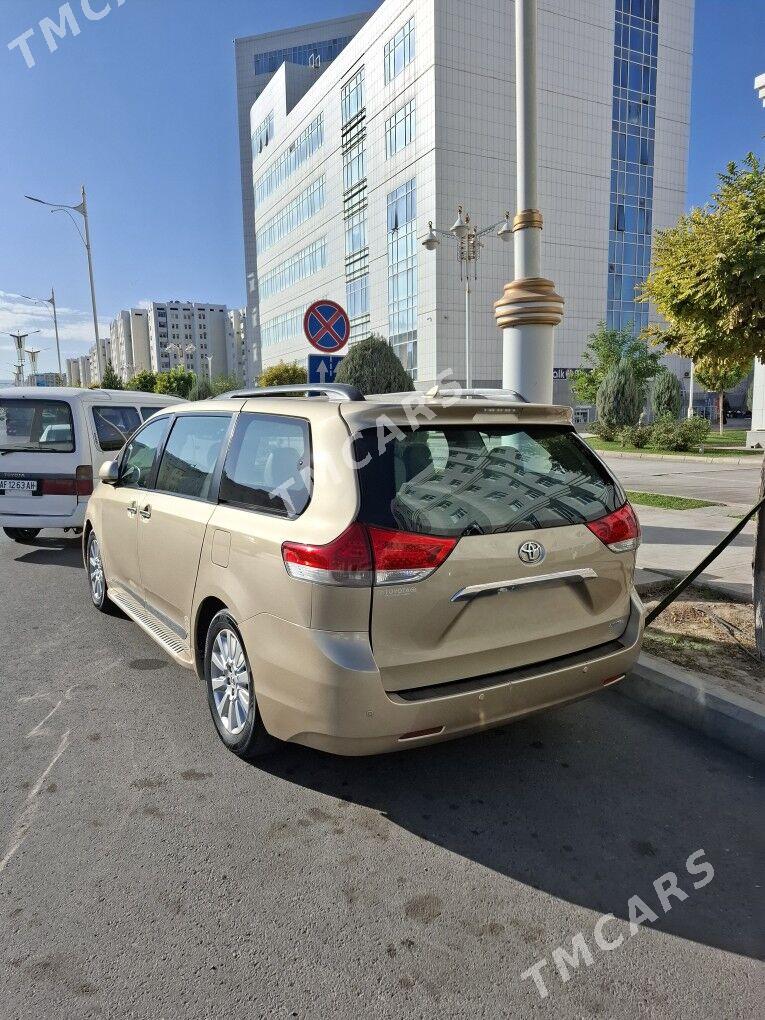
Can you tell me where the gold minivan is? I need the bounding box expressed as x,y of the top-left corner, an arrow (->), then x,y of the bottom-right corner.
84,385 -> 644,759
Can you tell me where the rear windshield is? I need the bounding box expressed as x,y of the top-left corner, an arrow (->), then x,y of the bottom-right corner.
353,425 -> 622,537
92,405 -> 142,452
0,398 -> 75,453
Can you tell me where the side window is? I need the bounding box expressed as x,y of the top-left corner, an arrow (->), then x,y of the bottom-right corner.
141,406 -> 167,421
155,415 -> 230,501
120,417 -> 169,490
93,405 -> 142,452
219,413 -> 311,518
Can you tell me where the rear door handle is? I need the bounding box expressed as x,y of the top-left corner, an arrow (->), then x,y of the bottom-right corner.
126,501 -> 138,517
139,504 -> 152,520
451,568 -> 598,602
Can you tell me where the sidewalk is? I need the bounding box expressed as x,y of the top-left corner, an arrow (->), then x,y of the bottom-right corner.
633,503 -> 755,601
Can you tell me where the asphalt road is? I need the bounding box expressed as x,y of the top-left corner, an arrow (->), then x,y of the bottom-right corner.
1,531 -> 762,1019
600,454 -> 762,506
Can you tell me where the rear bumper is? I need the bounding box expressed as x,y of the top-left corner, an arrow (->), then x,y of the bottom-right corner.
0,504 -> 85,530
242,591 -> 645,756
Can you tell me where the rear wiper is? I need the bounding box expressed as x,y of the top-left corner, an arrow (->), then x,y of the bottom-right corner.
459,523 -> 486,537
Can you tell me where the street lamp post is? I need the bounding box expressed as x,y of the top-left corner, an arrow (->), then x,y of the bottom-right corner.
495,0 -> 564,403
4,330 -> 41,385
205,355 -> 214,382
422,207 -> 513,388
25,186 -> 103,382
21,289 -> 62,380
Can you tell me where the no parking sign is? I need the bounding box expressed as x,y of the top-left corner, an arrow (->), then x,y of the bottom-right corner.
303,300 -> 350,354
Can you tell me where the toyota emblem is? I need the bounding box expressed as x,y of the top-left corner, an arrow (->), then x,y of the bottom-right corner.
518,540 -> 545,565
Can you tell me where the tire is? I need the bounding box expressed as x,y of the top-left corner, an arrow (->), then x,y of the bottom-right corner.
3,527 -> 40,543
204,610 -> 275,760
86,530 -> 115,613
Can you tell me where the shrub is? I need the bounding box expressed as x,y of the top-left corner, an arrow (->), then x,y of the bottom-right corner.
126,369 -> 156,393
335,334 -> 415,395
648,412 -> 711,452
258,361 -> 307,387
591,419 -> 617,441
155,366 -> 196,398
595,363 -> 646,430
618,424 -> 652,449
211,374 -> 243,396
100,361 -> 123,390
679,414 -> 711,448
188,377 -> 213,402
651,368 -> 683,420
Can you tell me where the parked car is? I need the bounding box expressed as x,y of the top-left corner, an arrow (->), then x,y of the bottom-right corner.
83,384 -> 644,759
0,387 -> 185,542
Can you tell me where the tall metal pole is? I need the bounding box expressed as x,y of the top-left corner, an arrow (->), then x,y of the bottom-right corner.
80,186 -> 104,383
465,275 -> 472,389
49,288 -> 62,380
687,362 -> 695,417
496,0 -> 563,403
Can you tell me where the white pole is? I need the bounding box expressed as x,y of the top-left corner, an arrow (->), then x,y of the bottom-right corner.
80,186 -> 104,383
496,0 -> 563,403
687,361 -> 695,417
50,288 -> 62,380
465,275 -> 472,389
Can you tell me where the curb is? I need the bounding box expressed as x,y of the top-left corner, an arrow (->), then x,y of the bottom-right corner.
597,450 -> 762,465
618,652 -> 764,762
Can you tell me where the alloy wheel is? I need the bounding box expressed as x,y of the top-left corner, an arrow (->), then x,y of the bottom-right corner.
210,628 -> 250,736
89,535 -> 105,605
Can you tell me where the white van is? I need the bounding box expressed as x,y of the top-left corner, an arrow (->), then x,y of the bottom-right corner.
0,387 -> 184,542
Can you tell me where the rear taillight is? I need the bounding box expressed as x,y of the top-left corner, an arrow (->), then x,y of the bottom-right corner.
75,465 -> 93,497
282,523 -> 457,587
586,502 -> 640,552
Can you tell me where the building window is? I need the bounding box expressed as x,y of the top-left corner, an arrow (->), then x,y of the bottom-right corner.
345,209 -> 367,257
259,238 -> 327,301
342,140 -> 365,192
253,36 -> 353,76
386,179 -> 417,378
606,0 -> 658,334
252,111 -> 275,158
346,275 -> 369,318
258,177 -> 325,255
385,98 -> 416,158
261,306 -> 304,348
341,67 -> 365,124
254,114 -> 324,208
384,17 -> 415,84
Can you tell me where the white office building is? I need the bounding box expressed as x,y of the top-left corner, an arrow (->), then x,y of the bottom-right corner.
235,0 -> 693,400
109,309 -> 152,382
66,357 -> 81,388
144,301 -> 234,380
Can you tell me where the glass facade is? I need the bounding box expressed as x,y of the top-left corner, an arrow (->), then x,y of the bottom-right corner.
346,275 -> 369,318
384,18 -> 415,84
251,111 -> 274,159
258,177 -> 325,255
253,36 -> 354,76
259,237 -> 327,301
254,114 -> 324,208
261,307 -> 304,349
341,67 -> 365,124
385,99 -> 416,158
386,179 -> 418,377
342,140 -> 365,191
607,0 -> 659,333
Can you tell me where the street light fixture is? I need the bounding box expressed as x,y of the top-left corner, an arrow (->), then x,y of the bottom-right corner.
20,289 -> 62,379
25,186 -> 103,382
3,330 -> 41,385
422,207 -> 512,388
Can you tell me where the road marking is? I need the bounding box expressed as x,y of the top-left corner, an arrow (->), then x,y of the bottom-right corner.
0,730 -> 70,875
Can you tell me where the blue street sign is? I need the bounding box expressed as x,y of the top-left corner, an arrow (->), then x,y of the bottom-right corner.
307,354 -> 344,385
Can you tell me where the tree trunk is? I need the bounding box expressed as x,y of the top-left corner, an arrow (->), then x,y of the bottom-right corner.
755,454 -> 765,660
718,392 -> 724,435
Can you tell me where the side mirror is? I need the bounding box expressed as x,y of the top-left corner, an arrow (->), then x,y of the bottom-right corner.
99,460 -> 120,485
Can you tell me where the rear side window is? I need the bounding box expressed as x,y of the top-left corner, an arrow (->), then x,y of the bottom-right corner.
219,413 -> 311,518
155,414 -> 230,500
353,425 -> 621,537
0,398 -> 75,453
120,417 -> 169,490
92,405 -> 142,451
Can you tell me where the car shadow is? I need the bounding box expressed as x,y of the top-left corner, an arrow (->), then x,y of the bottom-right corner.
12,536 -> 83,569
257,692 -> 763,961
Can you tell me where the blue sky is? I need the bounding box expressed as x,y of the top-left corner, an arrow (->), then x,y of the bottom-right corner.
0,0 -> 763,377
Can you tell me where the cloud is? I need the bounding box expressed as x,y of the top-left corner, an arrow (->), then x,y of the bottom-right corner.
0,290 -> 110,374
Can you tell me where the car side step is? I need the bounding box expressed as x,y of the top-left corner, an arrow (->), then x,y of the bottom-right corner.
110,587 -> 191,662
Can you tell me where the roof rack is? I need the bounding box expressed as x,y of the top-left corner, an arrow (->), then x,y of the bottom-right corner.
425,386 -> 528,403
216,383 -> 364,402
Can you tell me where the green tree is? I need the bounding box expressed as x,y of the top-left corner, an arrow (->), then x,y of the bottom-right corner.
651,367 -> 683,420
125,369 -> 157,393
187,377 -> 213,402
211,373 -> 243,396
335,334 -> 415,395
258,361 -> 307,387
155,366 -> 196,398
595,362 -> 646,430
693,357 -> 748,435
570,322 -> 661,405
100,361 -> 123,390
